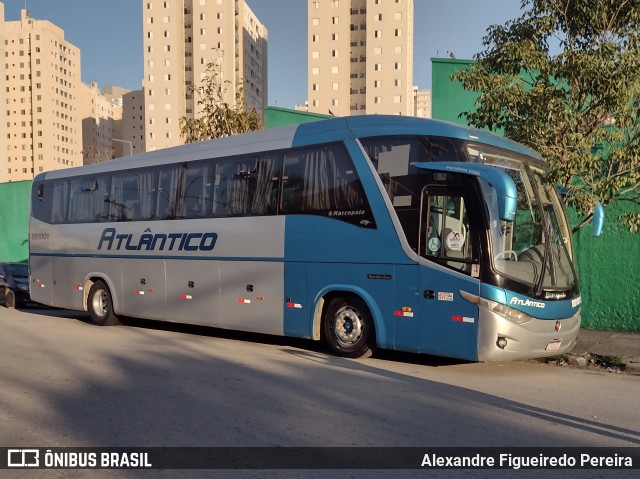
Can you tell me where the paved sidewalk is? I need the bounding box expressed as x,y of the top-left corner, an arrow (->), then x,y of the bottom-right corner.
568,328 -> 640,374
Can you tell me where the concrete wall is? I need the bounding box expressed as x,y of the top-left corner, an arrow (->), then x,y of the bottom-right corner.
431,57 -> 640,332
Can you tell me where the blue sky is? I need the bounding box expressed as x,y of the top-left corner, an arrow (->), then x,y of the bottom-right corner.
3,0 -> 525,108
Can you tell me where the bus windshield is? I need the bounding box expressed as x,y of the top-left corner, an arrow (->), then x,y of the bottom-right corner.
469,146 -> 577,295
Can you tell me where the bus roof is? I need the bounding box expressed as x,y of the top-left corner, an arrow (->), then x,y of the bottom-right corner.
35,115 -> 543,181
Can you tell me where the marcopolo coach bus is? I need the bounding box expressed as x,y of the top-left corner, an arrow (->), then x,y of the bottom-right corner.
29,115 -> 593,361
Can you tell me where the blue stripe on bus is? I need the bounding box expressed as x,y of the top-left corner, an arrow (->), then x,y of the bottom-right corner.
29,252 -> 284,262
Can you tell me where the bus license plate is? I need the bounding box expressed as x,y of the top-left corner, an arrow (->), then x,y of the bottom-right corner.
546,339 -> 562,351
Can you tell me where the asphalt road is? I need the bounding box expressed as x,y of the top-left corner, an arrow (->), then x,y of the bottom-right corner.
0,306 -> 638,479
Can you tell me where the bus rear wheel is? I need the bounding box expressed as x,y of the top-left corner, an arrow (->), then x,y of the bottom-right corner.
323,296 -> 376,359
87,280 -> 119,326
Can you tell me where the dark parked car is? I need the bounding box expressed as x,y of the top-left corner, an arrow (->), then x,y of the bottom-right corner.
0,262 -> 30,309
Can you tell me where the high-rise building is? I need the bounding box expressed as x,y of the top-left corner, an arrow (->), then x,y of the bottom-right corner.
413,87 -> 431,118
121,89 -> 146,156
142,0 -> 268,152
78,82 -> 121,163
307,0 -> 414,117
0,4 -> 82,182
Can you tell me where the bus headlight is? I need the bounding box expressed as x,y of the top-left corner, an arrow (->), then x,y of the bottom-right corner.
479,298 -> 532,325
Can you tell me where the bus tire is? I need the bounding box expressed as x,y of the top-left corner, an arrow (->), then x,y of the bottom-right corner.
323,296 -> 376,359
5,289 -> 16,309
87,280 -> 119,326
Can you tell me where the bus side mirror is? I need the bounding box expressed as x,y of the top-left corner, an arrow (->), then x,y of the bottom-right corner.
592,202 -> 604,237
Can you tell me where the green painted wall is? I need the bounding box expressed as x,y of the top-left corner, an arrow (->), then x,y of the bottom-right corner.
0,181 -> 31,263
432,57 -> 640,331
431,58 -> 479,125
264,106 -> 332,129
570,203 -> 640,331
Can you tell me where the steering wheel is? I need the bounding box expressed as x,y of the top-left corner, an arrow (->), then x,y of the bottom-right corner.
495,250 -> 518,261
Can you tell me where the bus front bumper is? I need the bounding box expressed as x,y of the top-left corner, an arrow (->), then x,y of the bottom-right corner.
477,307 -> 581,362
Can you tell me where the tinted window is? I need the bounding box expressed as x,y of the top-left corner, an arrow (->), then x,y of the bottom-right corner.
280,143 -> 374,227
35,142 -> 374,228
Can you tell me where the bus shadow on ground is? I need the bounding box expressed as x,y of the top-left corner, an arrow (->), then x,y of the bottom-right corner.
119,315 -> 469,368
26,306 -> 468,368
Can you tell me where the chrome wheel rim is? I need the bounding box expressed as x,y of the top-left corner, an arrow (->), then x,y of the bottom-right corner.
333,306 -> 364,346
92,289 -> 108,317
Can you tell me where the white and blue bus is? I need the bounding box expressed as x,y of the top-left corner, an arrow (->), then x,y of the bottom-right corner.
29,116 -> 587,361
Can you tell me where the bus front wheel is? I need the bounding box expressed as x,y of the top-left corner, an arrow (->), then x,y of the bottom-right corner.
323,296 -> 376,359
4,289 -> 16,309
87,280 -> 119,326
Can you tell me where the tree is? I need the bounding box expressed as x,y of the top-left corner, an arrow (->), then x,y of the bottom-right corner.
452,0 -> 640,232
82,146 -> 115,165
180,50 -> 264,143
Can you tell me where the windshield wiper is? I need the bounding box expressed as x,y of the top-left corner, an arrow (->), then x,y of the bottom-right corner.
534,211 -> 554,297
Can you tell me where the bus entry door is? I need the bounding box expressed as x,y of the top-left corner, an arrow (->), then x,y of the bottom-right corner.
418,186 -> 481,361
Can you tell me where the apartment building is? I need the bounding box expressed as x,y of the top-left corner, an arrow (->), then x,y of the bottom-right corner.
307,0 -> 414,117
121,89 -> 146,156
143,0 -> 268,151
78,82 -> 121,163
1,4 -> 82,182
413,87 -> 431,118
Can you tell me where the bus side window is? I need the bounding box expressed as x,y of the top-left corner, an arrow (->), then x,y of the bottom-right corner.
281,143 -> 368,215
51,180 -> 70,223
157,165 -> 183,219
280,152 -> 307,213
249,154 -> 280,215
184,161 -> 213,218
31,182 -> 53,223
68,176 -> 110,223
212,157 -> 254,216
